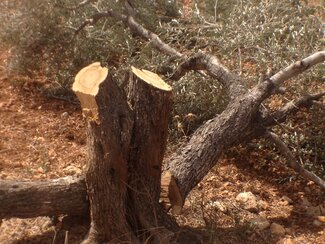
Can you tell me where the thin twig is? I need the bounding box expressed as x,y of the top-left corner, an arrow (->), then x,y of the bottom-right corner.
265,131 -> 325,191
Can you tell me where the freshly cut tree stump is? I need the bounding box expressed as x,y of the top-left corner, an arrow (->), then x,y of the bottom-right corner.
73,62 -> 134,243
73,62 -> 108,124
127,67 -> 177,240
72,63 -> 194,243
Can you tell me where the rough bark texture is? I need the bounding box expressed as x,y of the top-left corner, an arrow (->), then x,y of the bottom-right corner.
128,67 -> 173,189
165,52 -> 325,205
166,83 -> 270,201
72,64 -> 194,243
0,176 -> 87,219
73,64 -> 135,243
126,67 -> 178,241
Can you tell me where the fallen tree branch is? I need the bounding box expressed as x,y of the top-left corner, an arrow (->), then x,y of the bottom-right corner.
74,11 -> 126,36
268,51 -> 325,89
169,52 -> 247,100
125,16 -> 184,58
265,131 -> 325,191
263,91 -> 325,126
74,9 -> 242,98
0,176 -> 88,219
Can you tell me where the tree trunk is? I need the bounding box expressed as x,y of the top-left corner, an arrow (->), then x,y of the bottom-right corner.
72,63 -> 192,243
73,62 -> 135,243
126,67 -> 178,241
0,176 -> 87,219
165,83 -> 271,204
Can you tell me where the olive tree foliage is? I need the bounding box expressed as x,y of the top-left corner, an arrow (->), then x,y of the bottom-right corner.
0,0 -> 324,170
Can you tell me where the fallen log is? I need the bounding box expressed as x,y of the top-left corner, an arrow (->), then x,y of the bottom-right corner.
0,176 -> 88,219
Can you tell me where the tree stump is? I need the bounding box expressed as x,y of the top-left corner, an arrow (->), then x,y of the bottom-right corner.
72,63 -> 180,243
73,62 -> 134,243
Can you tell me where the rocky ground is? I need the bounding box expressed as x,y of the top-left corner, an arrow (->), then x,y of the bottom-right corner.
0,47 -> 324,243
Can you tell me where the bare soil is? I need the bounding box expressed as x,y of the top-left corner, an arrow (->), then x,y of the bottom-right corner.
0,47 -> 324,243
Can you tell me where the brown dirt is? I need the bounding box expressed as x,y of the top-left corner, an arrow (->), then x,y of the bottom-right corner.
0,46 -> 324,244
0,48 -> 88,243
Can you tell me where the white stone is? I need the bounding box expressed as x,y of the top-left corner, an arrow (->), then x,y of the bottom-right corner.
61,112 -> 69,119
236,192 -> 258,212
213,201 -> 227,213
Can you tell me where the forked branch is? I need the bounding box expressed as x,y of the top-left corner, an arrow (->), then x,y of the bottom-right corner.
263,91 -> 325,126
265,131 -> 325,191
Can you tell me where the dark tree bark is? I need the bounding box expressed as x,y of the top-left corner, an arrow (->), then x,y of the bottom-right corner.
71,63 -> 199,243
73,62 -> 135,243
126,67 -> 180,242
0,176 -> 87,219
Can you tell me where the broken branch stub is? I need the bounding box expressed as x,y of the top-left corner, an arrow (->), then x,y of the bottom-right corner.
72,62 -> 108,124
160,171 -> 183,215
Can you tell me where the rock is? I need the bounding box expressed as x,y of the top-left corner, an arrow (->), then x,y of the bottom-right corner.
313,220 -> 322,227
213,201 -> 227,213
61,112 -> 69,119
250,217 -> 270,230
236,192 -> 259,212
258,200 -> 269,210
281,195 -> 293,205
270,223 -> 286,236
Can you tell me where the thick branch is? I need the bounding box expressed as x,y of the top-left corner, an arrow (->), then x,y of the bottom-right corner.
246,52 -> 325,107
169,52 -> 247,100
0,177 -> 88,219
263,91 -> 325,126
165,90 -> 267,205
165,52 -> 325,209
265,131 -> 325,191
